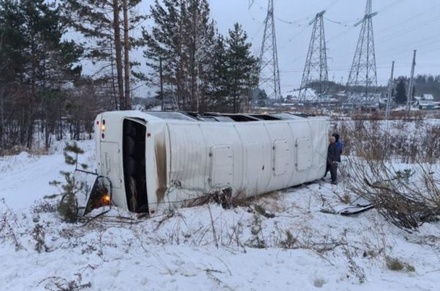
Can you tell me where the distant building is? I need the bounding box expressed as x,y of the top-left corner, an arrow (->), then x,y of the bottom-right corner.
422,94 -> 434,100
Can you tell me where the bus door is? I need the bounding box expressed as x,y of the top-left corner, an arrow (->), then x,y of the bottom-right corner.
122,118 -> 148,213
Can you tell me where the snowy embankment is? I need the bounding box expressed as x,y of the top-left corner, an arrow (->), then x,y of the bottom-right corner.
1,140 -> 440,291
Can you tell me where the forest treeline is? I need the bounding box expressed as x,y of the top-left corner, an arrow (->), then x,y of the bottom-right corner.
1,1 -> 439,152
0,0 -> 260,151
395,75 -> 440,102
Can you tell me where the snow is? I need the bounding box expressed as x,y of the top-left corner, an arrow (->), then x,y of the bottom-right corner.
1,139 -> 440,291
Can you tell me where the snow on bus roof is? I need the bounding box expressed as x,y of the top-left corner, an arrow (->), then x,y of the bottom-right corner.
142,111 -> 321,122
145,111 -> 197,121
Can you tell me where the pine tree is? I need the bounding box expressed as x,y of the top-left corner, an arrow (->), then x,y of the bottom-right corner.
142,0 -> 216,111
53,142 -> 86,223
0,0 -> 82,149
395,78 -> 407,104
182,0 -> 217,111
61,0 -> 144,110
141,0 -> 181,106
224,23 -> 259,113
206,35 -> 229,111
142,1 -> 260,113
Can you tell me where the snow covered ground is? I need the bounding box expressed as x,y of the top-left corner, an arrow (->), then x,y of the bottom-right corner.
1,139 -> 440,291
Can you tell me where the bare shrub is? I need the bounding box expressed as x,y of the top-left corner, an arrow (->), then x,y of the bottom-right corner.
244,215 -> 265,248
184,188 -> 276,211
0,212 -> 24,250
32,200 -> 58,214
39,274 -> 91,291
418,123 -> 440,163
32,223 -> 49,253
0,200 -> 24,250
342,243 -> 366,284
185,188 -> 245,209
341,119 -> 389,161
279,230 -> 297,249
348,158 -> 440,231
339,118 -> 440,164
342,118 -> 440,231
207,204 -> 219,248
333,189 -> 352,205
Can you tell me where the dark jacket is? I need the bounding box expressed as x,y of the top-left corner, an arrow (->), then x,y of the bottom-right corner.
335,140 -> 342,162
327,143 -> 339,164
333,134 -> 343,162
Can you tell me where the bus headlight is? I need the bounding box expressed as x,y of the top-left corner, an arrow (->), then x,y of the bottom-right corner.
101,193 -> 111,205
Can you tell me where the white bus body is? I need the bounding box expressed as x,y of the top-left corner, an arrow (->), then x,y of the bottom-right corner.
94,111 -> 328,216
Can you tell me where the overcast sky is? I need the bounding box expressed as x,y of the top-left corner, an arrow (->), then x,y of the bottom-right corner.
207,0 -> 440,96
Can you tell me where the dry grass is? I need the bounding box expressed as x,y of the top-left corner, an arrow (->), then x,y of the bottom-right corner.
385,256 -> 415,272
0,146 -> 49,156
339,118 -> 440,231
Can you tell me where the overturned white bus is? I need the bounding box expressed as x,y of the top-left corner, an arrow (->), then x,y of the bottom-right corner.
91,111 -> 329,216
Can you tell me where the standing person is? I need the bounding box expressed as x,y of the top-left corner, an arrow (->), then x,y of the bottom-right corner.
332,133 -> 343,162
325,136 -> 339,184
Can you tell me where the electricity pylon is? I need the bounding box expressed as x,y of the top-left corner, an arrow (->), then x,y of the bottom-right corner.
258,0 -> 281,100
298,10 -> 329,102
347,0 -> 378,100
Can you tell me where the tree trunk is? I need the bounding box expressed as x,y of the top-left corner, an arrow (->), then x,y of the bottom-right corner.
123,0 -> 131,109
113,0 -> 124,110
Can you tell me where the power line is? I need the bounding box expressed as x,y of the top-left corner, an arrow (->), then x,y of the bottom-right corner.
246,0 -> 440,93
378,2 -> 440,33
376,12 -> 440,44
375,0 -> 406,13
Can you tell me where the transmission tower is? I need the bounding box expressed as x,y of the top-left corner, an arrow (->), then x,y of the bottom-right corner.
298,10 -> 329,102
347,0 -> 378,100
258,0 -> 281,100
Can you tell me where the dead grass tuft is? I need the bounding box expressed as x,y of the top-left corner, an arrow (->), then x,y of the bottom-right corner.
385,256 -> 415,272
